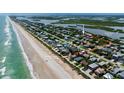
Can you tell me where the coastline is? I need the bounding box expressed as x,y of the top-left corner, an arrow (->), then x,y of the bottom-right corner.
8,17 -> 36,79
9,18 -> 84,79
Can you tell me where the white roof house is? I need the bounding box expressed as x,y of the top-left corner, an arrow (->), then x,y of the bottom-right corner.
103,73 -> 114,79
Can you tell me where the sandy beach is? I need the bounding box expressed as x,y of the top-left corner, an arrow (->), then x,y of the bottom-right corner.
10,18 -> 84,79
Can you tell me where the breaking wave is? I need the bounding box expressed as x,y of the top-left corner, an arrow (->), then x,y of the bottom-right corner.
0,57 -> 6,63
0,67 -> 6,76
4,17 -> 12,46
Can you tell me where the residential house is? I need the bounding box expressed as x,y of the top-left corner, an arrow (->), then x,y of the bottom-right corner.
74,57 -> 83,62
85,69 -> 92,74
103,73 -> 114,79
110,67 -> 122,75
120,45 -> 124,49
94,67 -> 105,76
89,63 -> 99,70
117,71 -> 124,79
89,57 -> 98,62
59,47 -> 70,56
112,52 -> 123,60
98,61 -> 108,67
80,61 -> 88,66
68,46 -> 79,55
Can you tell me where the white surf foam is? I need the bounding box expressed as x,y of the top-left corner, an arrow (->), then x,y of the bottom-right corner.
4,40 -> 11,46
4,17 -> 12,46
4,39 -> 12,46
9,17 -> 36,79
0,67 -> 6,76
0,57 -> 6,63
4,17 -> 10,34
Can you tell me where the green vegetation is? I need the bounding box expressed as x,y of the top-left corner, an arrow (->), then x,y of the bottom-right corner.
28,16 -> 62,20
58,18 -> 124,33
59,18 -> 124,26
85,25 -> 124,33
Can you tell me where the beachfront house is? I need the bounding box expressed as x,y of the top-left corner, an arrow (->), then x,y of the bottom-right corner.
68,46 -> 79,55
73,57 -> 83,62
58,47 -> 70,56
80,61 -> 88,66
85,69 -> 92,74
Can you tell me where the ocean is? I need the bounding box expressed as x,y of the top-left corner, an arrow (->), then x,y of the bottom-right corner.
0,16 -> 31,79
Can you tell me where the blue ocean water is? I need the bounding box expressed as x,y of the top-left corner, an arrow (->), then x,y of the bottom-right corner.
0,16 -> 31,79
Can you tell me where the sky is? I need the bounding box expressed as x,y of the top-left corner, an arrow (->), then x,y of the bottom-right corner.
1,13 -> 124,16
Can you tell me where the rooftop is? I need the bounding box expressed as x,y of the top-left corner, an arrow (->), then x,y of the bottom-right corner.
117,71 -> 124,79
89,63 -> 99,69
98,61 -> 107,66
103,73 -> 114,79
110,67 -> 122,75
74,57 -> 83,62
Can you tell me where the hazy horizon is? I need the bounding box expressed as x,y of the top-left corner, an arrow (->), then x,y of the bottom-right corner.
1,13 -> 124,16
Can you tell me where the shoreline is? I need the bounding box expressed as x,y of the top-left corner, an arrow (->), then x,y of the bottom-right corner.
9,18 -> 84,79
8,17 -> 36,79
